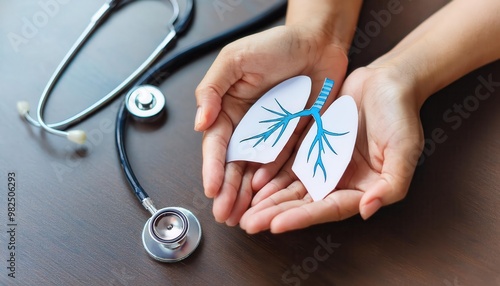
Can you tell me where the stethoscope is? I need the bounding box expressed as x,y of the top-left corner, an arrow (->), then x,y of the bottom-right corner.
17,0 -> 286,262
116,93 -> 202,262
17,0 -> 193,144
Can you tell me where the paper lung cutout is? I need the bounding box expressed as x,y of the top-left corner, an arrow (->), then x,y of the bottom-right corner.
226,75 -> 311,163
227,75 -> 358,201
292,95 -> 358,201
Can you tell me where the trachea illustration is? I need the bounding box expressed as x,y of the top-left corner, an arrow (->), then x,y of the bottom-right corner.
241,78 -> 348,181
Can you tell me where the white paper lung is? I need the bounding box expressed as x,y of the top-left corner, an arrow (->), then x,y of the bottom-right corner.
226,75 -> 358,202
292,95 -> 358,201
226,76 -> 311,163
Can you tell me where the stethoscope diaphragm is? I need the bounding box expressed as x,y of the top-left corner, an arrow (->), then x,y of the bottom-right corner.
142,207 -> 202,262
125,85 -> 166,121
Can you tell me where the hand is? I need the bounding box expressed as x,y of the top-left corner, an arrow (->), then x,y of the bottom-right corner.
194,25 -> 349,226
239,66 -> 425,233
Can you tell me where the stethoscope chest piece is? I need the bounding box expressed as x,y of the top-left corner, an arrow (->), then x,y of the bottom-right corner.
142,207 -> 201,262
126,85 -> 166,121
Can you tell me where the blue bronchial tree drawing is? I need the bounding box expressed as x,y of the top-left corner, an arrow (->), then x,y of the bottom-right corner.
240,78 -> 349,181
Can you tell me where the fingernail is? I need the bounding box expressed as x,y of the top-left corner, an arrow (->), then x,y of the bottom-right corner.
226,219 -> 238,227
194,107 -> 203,130
361,199 -> 382,220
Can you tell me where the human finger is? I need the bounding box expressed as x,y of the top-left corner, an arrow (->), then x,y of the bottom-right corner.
269,189 -> 363,233
250,168 -> 296,207
212,161 -> 246,223
201,112 -> 233,198
225,163 -> 259,226
194,45 -> 244,131
359,137 -> 423,219
240,181 -> 307,233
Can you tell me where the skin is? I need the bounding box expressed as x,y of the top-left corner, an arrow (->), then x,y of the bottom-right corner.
195,0 -> 500,233
194,0 -> 362,226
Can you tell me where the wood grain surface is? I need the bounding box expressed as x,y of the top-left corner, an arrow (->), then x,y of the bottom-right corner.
0,0 -> 498,285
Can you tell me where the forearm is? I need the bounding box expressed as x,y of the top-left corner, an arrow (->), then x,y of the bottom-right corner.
286,0 -> 363,55
369,0 -> 500,105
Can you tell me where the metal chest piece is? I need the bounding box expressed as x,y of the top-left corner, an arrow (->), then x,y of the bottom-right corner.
126,85 -> 166,121
142,207 -> 202,262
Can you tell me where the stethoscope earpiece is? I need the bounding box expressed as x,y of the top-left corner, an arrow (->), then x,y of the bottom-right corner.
142,207 -> 202,262
126,85 -> 166,121
18,0 -> 182,144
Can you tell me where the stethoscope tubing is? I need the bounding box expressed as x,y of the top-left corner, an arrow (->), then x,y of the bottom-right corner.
21,0 -> 188,137
115,2 -> 286,261
116,102 -> 150,203
115,1 -> 286,208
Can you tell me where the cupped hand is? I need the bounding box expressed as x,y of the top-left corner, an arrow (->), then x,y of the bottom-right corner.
194,25 -> 349,225
239,66 -> 425,233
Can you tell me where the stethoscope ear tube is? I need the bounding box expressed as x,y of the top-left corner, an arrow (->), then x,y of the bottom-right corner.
19,0 -> 188,144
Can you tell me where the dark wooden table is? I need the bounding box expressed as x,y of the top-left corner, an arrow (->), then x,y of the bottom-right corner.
1,1 -> 499,285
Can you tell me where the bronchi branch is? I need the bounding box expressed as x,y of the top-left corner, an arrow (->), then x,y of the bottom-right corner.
241,78 -> 348,180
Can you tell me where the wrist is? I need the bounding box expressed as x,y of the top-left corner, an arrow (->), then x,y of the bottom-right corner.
366,0 -> 500,108
368,54 -> 430,108
285,0 -> 362,56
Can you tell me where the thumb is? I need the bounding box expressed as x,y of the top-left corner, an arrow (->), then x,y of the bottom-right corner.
359,138 -> 423,219
194,47 -> 243,131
